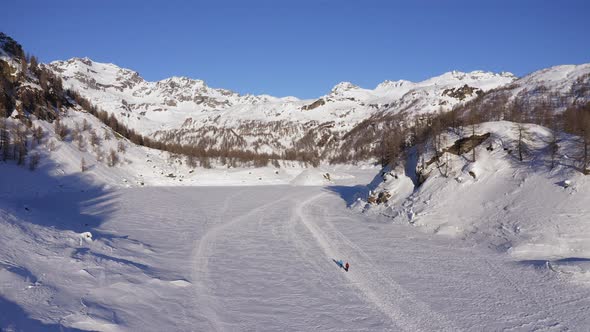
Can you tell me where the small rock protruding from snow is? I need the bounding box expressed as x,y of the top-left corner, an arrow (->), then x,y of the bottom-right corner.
80,232 -> 93,243
382,171 -> 398,182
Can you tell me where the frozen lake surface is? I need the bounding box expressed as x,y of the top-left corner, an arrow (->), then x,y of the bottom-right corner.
1,172 -> 590,331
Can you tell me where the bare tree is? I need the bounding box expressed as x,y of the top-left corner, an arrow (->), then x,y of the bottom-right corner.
186,154 -> 197,168
74,122 -> 82,136
562,103 -> 590,173
13,124 -> 28,165
54,119 -> 68,141
467,110 -> 481,162
76,134 -> 86,151
470,122 -> 478,162
81,157 -> 88,172
435,152 -> 453,178
117,141 -> 126,153
33,126 -> 43,145
107,149 -> 119,167
29,152 -> 40,170
199,156 -> 211,169
548,127 -> 559,170
0,119 -> 9,160
515,123 -> 530,162
89,129 -> 101,146
580,111 -> 590,174
272,159 -> 280,168
29,55 -> 38,72
95,148 -> 105,162
431,114 -> 444,159
19,56 -> 27,78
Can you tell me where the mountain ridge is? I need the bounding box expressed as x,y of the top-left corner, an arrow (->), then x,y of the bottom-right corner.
51,57 -> 518,102
48,57 -> 518,157
46,55 -> 590,162
3,31 -> 589,165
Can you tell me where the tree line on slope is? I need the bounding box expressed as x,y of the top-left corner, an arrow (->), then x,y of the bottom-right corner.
364,86 -> 590,174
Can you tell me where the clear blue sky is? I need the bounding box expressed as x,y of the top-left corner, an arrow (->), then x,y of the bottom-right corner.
3,0 -> 590,98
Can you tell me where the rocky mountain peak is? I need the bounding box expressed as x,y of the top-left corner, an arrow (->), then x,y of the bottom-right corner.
330,82 -> 359,94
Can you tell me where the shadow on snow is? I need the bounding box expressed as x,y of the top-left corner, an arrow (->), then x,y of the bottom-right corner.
324,185 -> 369,207
0,157 -> 120,331
0,288 -> 90,332
517,257 -> 590,269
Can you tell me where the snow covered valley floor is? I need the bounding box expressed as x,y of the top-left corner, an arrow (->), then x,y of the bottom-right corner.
1,169 -> 590,331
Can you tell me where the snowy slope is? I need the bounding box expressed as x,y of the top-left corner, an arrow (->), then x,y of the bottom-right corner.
384,70 -> 516,115
509,64 -> 590,98
4,108 -> 359,190
360,121 -> 590,284
3,167 -> 590,331
462,64 -> 590,115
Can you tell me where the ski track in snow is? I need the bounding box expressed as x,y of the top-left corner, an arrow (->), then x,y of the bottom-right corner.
190,193 -> 289,331
293,192 -> 457,331
2,182 -> 590,331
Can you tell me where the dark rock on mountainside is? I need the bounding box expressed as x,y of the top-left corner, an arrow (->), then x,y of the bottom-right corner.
445,133 -> 491,156
301,98 -> 326,110
416,133 -> 492,185
442,84 -> 482,101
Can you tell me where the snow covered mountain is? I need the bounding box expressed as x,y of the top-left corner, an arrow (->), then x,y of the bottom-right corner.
49,58 -> 516,158
460,63 -> 590,118
507,64 -> 590,104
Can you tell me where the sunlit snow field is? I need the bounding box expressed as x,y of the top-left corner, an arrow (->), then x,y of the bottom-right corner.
1,166 -> 590,331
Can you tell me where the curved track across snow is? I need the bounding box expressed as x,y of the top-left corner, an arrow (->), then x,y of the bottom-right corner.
3,184 -> 590,331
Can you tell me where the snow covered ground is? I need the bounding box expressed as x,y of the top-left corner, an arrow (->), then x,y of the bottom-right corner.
360,122 -> 590,287
2,163 -> 590,331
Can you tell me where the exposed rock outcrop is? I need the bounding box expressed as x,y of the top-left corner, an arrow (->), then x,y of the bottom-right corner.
444,133 -> 491,156
442,84 -> 482,100
416,133 -> 492,185
368,190 -> 391,205
301,98 -> 326,111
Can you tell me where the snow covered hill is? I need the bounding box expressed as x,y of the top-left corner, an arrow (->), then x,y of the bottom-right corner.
49,58 -> 516,157
358,121 -> 590,284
